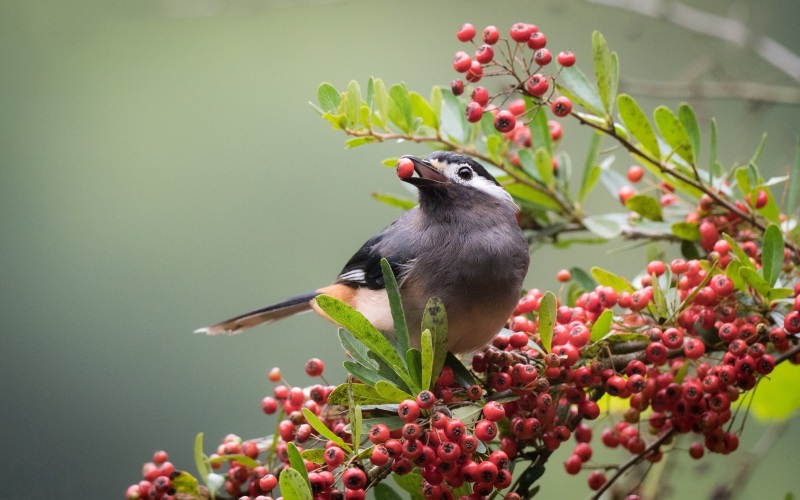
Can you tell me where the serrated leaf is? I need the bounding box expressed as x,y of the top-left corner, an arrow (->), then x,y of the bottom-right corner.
440,89 -> 467,143
535,147 -> 554,188
626,194 -> 663,221
421,330 -> 433,390
303,407 -> 352,453
593,31 -> 616,116
375,380 -> 414,404
583,214 -> 622,239
279,467 -> 313,500
762,224 -> 784,287
316,295 -> 414,391
422,298 -> 448,385
372,192 -> 416,210
410,91 -> 438,130
590,309 -> 613,342
374,482 -> 406,500
388,83 -> 414,134
301,448 -> 326,464
678,103 -> 700,159
538,291 -> 557,353
671,222 -> 700,241
739,267 -> 771,297
529,107 -> 553,156
556,63 -> 604,115
591,267 -> 635,293
171,471 -> 200,496
381,258 -> 410,356
318,83 -> 341,114
654,106 -> 694,165
617,94 -> 660,159
194,433 -> 210,489
392,472 -> 426,500
328,382 -> 390,406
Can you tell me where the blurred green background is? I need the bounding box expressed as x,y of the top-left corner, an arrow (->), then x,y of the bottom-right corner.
1,0 -> 799,498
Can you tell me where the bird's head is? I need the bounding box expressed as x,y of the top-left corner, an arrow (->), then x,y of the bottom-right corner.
397,151 -> 514,206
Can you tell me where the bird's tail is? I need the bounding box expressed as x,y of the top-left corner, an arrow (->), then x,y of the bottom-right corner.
194,291 -> 320,335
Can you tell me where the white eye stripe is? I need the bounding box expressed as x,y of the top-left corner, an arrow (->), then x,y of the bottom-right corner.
431,160 -> 514,203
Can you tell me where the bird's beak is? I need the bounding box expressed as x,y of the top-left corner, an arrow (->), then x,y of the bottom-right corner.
399,155 -> 447,187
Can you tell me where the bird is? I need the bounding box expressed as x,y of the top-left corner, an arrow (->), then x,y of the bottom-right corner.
195,151 -> 530,354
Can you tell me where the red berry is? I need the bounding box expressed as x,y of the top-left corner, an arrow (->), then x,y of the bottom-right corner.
342,468 -> 366,490
527,32 -> 546,50
557,50 -> 576,67
465,102 -> 484,123
508,99 -> 526,116
457,23 -> 476,42
471,87 -> 489,106
509,22 -> 532,43
482,25 -> 500,45
627,165 -> 644,182
475,44 -> 494,64
370,445 -> 390,466
259,474 -> 278,492
324,446 -> 345,468
416,389 -> 436,409
268,367 -> 281,382
574,442 -> 593,462
551,96 -> 572,117
588,471 -> 607,491
451,79 -> 464,96
494,110 -> 516,133
453,51 -> 472,73
483,401 -> 506,421
152,450 -> 168,465
548,120 -> 563,141
534,48 -> 552,66
445,419 -> 466,440
305,358 -> 324,377
475,419 -> 498,442
618,185 -> 635,204
465,61 -> 483,82
564,454 -> 582,474
525,74 -> 549,96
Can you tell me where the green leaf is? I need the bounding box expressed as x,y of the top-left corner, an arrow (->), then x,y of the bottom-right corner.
287,442 -> 311,491
392,472 -> 426,500
451,403 -> 484,425
750,132 -> 768,165
327,382 -> 389,406
359,416 -> 407,432
626,194 -> 663,221
375,380 -> 414,403
374,482 -> 406,500
381,258 -> 410,356
579,132 -> 602,201
440,90 -> 468,143
301,448 -> 326,464
346,80 -> 361,130
678,103 -> 700,159
592,31 -> 616,116
591,267 -> 635,293
388,83 -> 414,134
529,107 -> 553,156
421,298 -> 448,386
671,222 -> 700,241
373,78 -> 389,129
505,183 -> 561,210
650,273 -> 668,318
365,77 -> 374,109
709,118 -> 719,181
535,147 -> 555,188
445,351 -> 476,387
517,148 -> 540,182
193,433 -> 210,489
410,92 -> 438,130
723,233 -> 756,269
538,291 -> 557,353
405,348 -> 422,389
372,192 -> 417,210
654,106 -> 694,165
739,267 -> 771,297
345,136 -> 376,149
789,134 -> 800,214
303,407 -> 352,452
343,359 -> 403,388
735,165 -> 753,195
171,471 -> 200,496
317,83 -> 341,114
590,309 -> 614,342
617,94 -> 660,159
315,295 -> 415,391
762,224 -> 785,287
338,329 -> 378,369
352,405 -> 362,453
569,266 -> 598,291
768,287 -> 794,301
421,329 -> 433,390
556,64 -> 605,115
279,467 -> 313,500
582,214 -> 622,239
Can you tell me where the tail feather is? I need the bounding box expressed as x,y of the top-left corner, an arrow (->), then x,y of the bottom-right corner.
194,292 -> 320,335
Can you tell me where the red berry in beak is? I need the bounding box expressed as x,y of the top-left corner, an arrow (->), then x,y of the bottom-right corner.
396,157 -> 415,179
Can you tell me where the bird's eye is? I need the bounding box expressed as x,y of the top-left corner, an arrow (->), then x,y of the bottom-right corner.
457,166 -> 473,180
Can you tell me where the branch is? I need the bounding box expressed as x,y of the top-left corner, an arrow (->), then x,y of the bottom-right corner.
585,0 -> 800,82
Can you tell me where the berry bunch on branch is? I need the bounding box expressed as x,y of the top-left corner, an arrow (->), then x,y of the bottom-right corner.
127,21 -> 800,500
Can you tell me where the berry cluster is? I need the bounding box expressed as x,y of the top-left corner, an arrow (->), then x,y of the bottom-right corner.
450,21 -> 574,161
125,450 -> 176,500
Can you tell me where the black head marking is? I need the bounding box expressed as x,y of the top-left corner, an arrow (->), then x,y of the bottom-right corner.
424,151 -> 501,187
